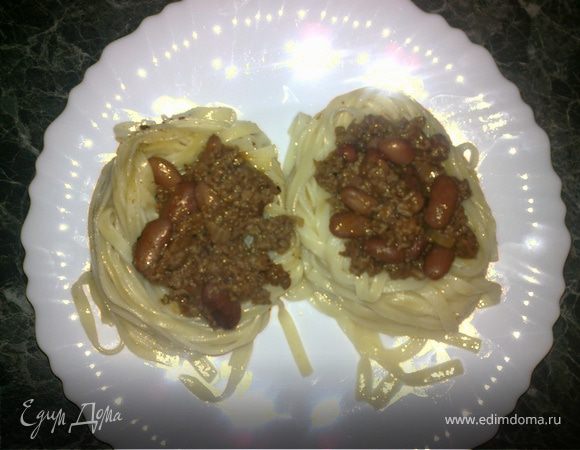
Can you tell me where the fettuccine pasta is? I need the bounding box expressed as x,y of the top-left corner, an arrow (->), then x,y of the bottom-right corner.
73,106 -> 306,400
284,88 -> 501,405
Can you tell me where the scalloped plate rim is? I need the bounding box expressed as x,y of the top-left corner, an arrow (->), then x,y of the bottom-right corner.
21,0 -> 569,448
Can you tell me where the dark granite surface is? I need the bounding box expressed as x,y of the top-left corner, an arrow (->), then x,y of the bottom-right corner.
1,0 -> 578,448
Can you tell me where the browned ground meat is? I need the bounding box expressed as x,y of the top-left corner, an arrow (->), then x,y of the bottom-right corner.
314,115 -> 479,280
133,136 -> 294,329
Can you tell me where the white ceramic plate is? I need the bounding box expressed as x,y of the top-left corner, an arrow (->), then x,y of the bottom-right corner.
22,0 -> 569,448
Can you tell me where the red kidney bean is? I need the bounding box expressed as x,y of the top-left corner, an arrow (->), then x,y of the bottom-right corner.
378,137 -> 416,165
425,175 -> 459,229
161,181 -> 198,221
340,186 -> 378,216
336,144 -> 358,162
329,212 -> 371,238
364,238 -> 406,263
201,284 -> 241,329
423,245 -> 455,280
194,181 -> 218,210
148,157 -> 182,189
133,218 -> 172,277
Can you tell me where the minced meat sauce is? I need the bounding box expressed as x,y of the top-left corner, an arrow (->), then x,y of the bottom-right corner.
314,115 -> 478,280
133,135 -> 294,329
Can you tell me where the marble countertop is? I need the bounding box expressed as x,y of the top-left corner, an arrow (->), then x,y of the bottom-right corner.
1,0 -> 578,448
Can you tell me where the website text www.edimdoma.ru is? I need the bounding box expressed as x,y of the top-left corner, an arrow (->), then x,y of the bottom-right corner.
445,414 -> 561,426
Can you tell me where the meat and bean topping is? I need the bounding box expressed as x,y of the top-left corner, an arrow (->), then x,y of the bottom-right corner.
314,115 -> 478,280
133,135 -> 294,329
